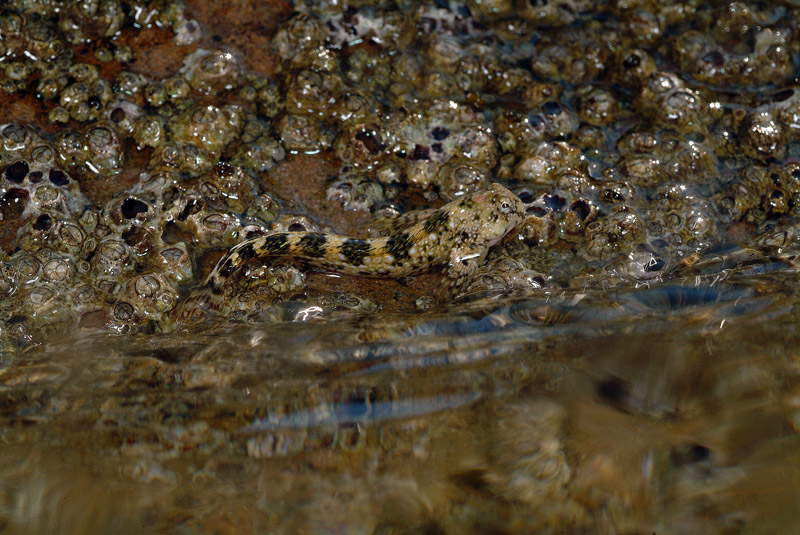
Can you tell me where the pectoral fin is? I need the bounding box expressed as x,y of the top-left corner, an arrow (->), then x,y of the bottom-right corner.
441,246 -> 488,299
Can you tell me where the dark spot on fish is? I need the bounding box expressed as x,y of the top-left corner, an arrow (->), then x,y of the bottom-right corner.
236,243 -> 256,262
341,239 -> 371,265
423,209 -> 449,233
298,233 -> 327,258
211,285 -> 223,295
385,232 -> 412,259
219,258 -> 235,278
261,233 -> 290,254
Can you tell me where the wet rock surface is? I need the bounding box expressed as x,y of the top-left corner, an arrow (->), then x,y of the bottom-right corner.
0,0 -> 797,334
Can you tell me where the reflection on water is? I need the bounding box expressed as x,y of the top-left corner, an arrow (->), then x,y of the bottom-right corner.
1,268 -> 799,533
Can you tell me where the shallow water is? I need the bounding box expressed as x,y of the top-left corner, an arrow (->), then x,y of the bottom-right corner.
2,267 -> 800,533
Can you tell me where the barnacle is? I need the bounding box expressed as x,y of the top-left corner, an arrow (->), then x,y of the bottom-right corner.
0,0 -> 795,340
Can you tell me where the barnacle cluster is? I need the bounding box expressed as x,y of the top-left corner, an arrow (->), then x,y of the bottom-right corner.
1,0 -> 799,340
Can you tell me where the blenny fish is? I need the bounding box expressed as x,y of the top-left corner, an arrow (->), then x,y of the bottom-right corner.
171,183 -> 524,323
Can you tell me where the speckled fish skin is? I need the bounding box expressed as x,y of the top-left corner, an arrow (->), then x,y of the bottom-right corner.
174,183 -> 524,322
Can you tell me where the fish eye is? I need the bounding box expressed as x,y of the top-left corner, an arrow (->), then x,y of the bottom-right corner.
500,200 -> 512,213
